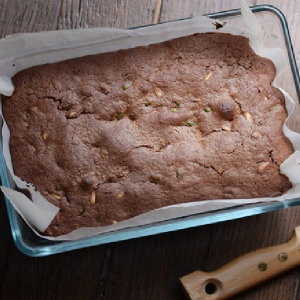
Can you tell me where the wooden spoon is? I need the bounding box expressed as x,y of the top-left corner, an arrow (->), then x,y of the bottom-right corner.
180,225 -> 300,299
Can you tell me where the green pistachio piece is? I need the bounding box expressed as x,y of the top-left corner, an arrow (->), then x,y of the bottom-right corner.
122,81 -> 132,90
204,107 -> 211,112
185,120 -> 197,127
117,112 -> 124,120
26,79 -> 34,89
171,108 -> 177,112
149,177 -> 160,184
55,184 -> 61,192
176,171 -> 183,178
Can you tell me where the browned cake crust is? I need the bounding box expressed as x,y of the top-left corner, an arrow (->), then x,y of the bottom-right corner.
2,33 -> 293,236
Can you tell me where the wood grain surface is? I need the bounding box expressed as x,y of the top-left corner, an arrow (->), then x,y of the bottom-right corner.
0,1 -> 300,299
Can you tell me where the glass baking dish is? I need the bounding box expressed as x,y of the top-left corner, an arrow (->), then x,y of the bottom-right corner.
1,4 -> 300,257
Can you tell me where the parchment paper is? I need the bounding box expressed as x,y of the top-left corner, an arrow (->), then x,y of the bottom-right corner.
2,1 -> 300,241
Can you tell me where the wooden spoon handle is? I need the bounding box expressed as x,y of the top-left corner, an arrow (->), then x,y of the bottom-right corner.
180,226 -> 300,300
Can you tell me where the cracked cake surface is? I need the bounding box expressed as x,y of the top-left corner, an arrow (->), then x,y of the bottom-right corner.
2,32 -> 294,236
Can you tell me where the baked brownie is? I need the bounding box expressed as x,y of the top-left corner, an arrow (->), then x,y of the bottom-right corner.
2,33 -> 293,236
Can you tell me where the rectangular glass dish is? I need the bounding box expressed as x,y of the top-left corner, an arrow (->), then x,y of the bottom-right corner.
1,4 -> 300,257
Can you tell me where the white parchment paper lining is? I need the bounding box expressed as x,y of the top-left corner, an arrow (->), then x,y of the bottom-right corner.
2,2 -> 300,241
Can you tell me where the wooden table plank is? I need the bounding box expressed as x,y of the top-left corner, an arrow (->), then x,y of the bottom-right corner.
0,0 -> 158,37
103,226 -> 214,300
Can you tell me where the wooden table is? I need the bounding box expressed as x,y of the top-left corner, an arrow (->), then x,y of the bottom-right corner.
0,1 -> 300,299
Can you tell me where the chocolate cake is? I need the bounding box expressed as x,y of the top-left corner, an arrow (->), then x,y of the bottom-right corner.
2,33 -> 293,236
